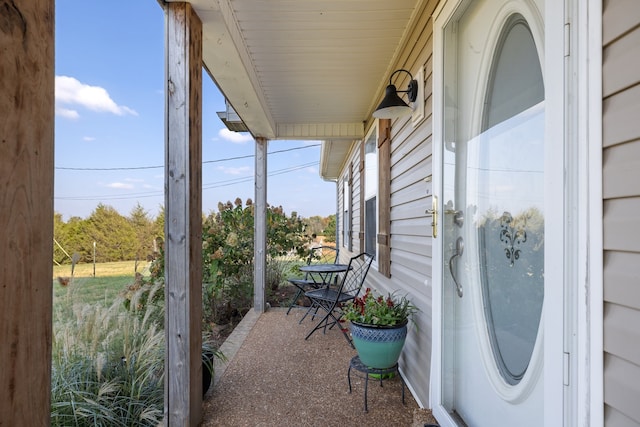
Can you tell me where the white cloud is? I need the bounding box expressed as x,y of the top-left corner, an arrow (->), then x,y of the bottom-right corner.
217,165 -> 251,175
106,182 -> 134,190
55,75 -> 138,118
218,128 -> 253,144
305,166 -> 318,174
56,107 -> 80,120
83,136 -> 96,142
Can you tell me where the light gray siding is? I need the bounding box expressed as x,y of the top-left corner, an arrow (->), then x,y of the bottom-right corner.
338,144 -> 362,261
336,0 -> 438,407
602,1 -> 640,425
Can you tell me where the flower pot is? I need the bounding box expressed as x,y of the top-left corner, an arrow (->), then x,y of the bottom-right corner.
202,350 -> 215,398
350,320 -> 408,369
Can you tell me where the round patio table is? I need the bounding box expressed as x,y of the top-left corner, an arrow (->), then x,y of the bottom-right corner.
299,263 -> 350,286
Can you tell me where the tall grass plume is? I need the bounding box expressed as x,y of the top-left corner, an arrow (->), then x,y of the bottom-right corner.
51,281 -> 165,426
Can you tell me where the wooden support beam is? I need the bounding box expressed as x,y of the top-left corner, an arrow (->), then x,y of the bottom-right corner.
164,3 -> 203,425
0,0 -> 54,424
377,119 -> 391,277
254,137 -> 268,312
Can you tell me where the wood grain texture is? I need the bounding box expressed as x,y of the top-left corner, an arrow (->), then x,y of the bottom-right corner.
377,119 -> 391,277
165,3 -> 203,425
0,0 -> 54,425
254,137 -> 267,312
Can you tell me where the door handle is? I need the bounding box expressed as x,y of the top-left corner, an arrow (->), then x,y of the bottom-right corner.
449,237 -> 464,298
425,196 -> 438,238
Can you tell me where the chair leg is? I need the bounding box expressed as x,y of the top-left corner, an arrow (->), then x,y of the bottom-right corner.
299,299 -> 320,324
286,287 -> 304,315
304,311 -> 332,341
304,307 -> 354,348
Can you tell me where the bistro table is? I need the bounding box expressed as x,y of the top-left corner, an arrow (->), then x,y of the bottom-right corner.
296,263 -> 350,323
299,263 -> 350,287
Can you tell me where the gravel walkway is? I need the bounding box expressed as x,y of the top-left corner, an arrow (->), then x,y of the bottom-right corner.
201,308 -> 439,426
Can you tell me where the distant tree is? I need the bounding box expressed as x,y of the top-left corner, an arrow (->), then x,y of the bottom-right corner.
53,212 -> 69,264
128,203 -> 157,261
323,214 -> 336,243
304,215 -> 329,238
154,206 -> 165,237
87,204 -> 137,262
53,214 -> 93,264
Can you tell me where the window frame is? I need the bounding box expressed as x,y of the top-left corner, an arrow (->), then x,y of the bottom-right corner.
342,167 -> 353,252
363,124 -> 379,263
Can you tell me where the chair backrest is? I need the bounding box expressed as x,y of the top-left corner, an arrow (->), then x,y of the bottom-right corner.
303,245 -> 338,280
338,252 -> 374,297
308,245 -> 338,265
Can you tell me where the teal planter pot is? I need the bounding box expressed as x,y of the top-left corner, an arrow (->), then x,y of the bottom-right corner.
350,321 -> 408,369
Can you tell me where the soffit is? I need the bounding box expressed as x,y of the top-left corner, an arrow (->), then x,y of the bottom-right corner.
165,0 -> 422,180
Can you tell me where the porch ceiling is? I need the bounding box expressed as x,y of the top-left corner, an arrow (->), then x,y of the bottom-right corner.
166,0 -> 423,180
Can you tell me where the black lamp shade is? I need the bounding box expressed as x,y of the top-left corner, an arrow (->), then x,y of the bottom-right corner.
373,84 -> 414,119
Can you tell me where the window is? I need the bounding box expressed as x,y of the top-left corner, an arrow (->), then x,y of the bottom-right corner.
342,174 -> 351,250
364,128 -> 378,259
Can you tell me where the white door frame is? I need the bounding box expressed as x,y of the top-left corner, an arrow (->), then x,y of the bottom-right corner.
569,0 -> 604,425
429,0 -> 603,425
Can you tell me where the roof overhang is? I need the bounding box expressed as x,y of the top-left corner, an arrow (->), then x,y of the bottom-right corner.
164,0 -> 423,180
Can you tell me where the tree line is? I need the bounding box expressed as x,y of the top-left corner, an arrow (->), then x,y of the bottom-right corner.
54,202 -> 335,265
54,203 -> 164,265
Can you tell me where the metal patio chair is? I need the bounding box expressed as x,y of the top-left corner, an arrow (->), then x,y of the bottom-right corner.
286,245 -> 338,321
304,252 -> 374,347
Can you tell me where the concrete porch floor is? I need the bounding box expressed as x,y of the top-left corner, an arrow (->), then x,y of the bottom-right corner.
202,307 -> 439,426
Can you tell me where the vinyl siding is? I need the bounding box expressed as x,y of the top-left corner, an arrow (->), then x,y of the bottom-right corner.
336,0 -> 439,407
603,1 -> 640,425
338,146 -> 362,262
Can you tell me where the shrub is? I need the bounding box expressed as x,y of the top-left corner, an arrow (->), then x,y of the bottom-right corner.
122,198 -> 312,327
201,199 -> 309,323
52,282 -> 165,426
52,279 -> 225,426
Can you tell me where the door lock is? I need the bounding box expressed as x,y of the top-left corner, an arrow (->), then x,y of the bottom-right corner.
445,209 -> 464,228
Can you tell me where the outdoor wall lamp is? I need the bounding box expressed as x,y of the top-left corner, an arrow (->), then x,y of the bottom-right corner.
373,69 -> 418,119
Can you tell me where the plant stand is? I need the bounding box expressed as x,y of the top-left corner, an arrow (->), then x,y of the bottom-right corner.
347,355 -> 405,413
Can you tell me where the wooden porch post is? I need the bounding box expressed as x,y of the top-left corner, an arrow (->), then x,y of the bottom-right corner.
0,0 -> 54,424
254,137 -> 268,312
164,3 -> 203,425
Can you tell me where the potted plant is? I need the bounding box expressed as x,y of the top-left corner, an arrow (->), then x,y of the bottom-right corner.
342,288 -> 417,369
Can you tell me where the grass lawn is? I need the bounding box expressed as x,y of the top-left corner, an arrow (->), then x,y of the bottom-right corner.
53,260 -> 147,278
53,260 -> 148,306
53,276 -> 135,305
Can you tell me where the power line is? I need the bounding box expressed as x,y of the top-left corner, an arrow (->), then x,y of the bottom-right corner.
55,161 -> 319,201
55,144 -> 320,171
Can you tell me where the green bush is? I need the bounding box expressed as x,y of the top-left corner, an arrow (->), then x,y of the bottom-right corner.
201,199 -> 309,324
121,198 -> 312,326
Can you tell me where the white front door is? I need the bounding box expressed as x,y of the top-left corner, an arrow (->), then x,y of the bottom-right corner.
435,0 -> 546,426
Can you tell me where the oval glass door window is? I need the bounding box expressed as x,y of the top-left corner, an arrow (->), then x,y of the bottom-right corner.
474,15 -> 545,385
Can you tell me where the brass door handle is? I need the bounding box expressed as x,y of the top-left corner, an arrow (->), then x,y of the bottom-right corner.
425,196 -> 438,238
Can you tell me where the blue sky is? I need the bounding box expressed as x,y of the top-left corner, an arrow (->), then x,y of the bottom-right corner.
54,1 -> 335,221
